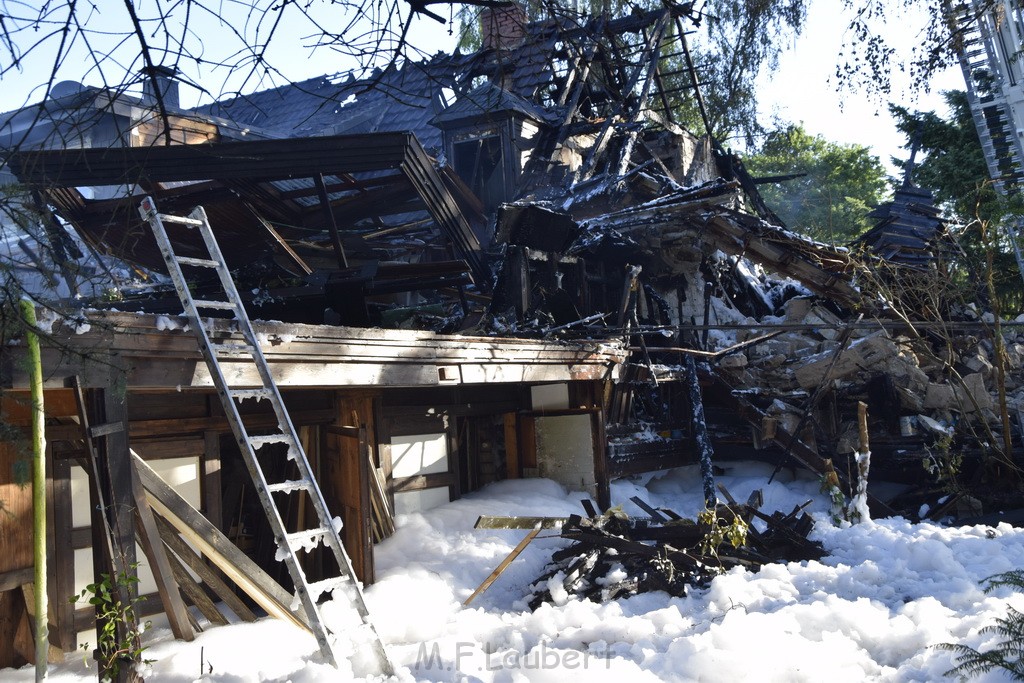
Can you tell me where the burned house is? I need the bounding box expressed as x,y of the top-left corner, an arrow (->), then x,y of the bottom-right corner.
2,0 -> 1023,673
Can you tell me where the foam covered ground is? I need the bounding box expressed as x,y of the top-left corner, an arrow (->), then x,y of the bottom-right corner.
9,462 -> 1024,682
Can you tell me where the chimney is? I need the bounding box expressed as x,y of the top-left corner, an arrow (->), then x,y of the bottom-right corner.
142,65 -> 180,109
481,2 -> 527,52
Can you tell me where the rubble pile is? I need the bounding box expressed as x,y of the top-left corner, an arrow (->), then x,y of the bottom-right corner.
528,497 -> 823,608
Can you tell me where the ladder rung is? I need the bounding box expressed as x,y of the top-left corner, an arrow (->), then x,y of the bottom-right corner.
305,576 -> 349,600
177,256 -> 220,268
284,526 -> 328,547
194,299 -> 237,310
269,479 -> 312,494
249,434 -> 295,449
230,388 -> 272,401
160,214 -> 205,226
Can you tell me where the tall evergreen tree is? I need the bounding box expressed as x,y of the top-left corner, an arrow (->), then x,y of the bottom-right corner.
891,90 -> 1024,313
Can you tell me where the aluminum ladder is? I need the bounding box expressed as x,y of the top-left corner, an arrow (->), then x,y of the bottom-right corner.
138,196 -> 392,674
948,0 -> 1024,287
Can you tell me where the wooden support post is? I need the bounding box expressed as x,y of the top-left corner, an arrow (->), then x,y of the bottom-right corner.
685,356 -> 717,508
88,376 -> 139,683
315,173 -> 349,269
128,455 -> 195,641
47,449 -> 75,652
592,409 -> 610,512
202,431 -> 223,532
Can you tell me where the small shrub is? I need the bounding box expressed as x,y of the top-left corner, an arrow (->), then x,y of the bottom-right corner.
938,569 -> 1024,680
72,565 -> 152,682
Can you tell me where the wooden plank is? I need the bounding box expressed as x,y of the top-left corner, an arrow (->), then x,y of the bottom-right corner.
47,455 -> 75,650
19,583 -> 63,663
132,452 -> 309,632
463,529 -> 540,606
128,453 -> 195,641
202,431 -> 223,532
503,413 -> 519,479
474,516 -> 566,530
0,440 -> 33,575
153,514 -> 256,623
163,547 -> 226,627
325,427 -> 373,584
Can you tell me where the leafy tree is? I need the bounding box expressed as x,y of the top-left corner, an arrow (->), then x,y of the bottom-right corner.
836,0 -> 1001,100
744,124 -> 888,243
890,91 -> 998,223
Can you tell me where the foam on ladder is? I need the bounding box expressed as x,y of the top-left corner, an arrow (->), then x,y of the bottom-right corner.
138,196 -> 393,674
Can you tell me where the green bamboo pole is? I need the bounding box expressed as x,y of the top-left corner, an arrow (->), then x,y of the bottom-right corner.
19,299 -> 47,681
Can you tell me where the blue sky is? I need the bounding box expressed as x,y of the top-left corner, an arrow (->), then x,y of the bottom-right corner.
755,3 -> 963,174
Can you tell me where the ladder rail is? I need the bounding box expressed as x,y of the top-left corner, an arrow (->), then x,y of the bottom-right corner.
186,206 -> 374,619
139,196 -> 392,674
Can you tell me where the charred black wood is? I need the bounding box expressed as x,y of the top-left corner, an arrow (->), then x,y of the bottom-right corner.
529,500 -> 824,608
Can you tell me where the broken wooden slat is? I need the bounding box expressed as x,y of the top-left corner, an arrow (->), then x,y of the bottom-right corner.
474,516 -> 567,530
129,450 -> 195,642
132,452 -> 310,632
629,496 -> 668,523
153,514 -> 257,623
463,528 -> 541,607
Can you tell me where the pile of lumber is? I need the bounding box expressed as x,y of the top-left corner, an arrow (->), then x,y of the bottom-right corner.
527,494 -> 824,609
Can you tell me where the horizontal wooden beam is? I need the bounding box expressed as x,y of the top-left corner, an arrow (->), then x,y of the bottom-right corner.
10,133 -> 415,186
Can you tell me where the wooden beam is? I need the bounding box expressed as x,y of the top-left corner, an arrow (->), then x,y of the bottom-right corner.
129,453 -> 195,641
463,529 -> 540,606
163,549 -> 226,627
153,514 -> 257,623
132,452 -> 309,632
0,568 -> 34,593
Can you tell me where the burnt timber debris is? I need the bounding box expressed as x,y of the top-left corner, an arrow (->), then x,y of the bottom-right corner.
4,0 -> 1024,671
525,496 -> 823,608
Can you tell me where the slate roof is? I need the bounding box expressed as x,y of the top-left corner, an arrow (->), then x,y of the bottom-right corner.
430,80 -> 554,128
196,35 -> 559,154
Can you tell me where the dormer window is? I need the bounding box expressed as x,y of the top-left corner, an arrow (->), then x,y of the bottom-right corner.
431,82 -> 549,213
452,130 -> 507,210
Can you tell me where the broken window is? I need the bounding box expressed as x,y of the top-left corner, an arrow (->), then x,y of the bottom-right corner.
453,133 -> 507,210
